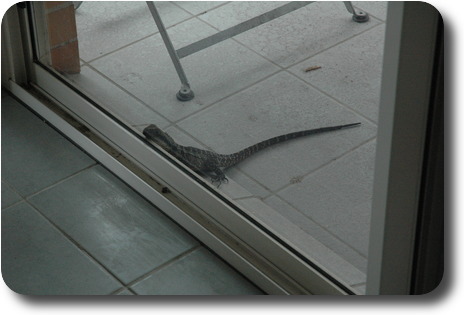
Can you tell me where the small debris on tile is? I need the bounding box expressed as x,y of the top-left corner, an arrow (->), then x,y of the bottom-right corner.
290,176 -> 304,184
304,65 -> 322,72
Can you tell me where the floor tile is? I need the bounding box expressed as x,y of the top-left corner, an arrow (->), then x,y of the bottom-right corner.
277,140 -> 377,256
173,1 -> 227,15
65,65 -> 171,127
201,1 -> 381,67
76,1 -> 191,61
1,181 -> 22,209
289,24 -> 385,122
28,165 -> 198,284
90,18 -> 279,122
1,95 -> 95,197
177,71 -> 377,191
2,202 -> 121,295
131,247 -> 263,295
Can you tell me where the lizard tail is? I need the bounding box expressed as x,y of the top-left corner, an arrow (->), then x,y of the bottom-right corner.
226,122 -> 361,167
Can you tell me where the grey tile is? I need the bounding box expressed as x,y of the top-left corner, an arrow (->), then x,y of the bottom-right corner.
90,18 -> 279,121
1,96 -> 95,197
227,168 -> 272,200
131,247 -> 263,295
278,140 -> 377,256
177,71 -> 377,191
115,289 -> 134,295
201,1 -> 381,67
1,181 -> 22,209
28,165 -> 198,284
289,24 -> 386,122
198,1 -> 288,29
65,66 -> 170,127
263,195 -> 367,273
1,202 -> 120,295
76,1 -> 191,61
236,197 -> 366,286
353,1 -> 388,21
217,179 -> 254,200
173,1 -> 227,15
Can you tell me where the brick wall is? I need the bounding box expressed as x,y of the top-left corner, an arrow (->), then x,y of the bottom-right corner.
44,1 -> 80,74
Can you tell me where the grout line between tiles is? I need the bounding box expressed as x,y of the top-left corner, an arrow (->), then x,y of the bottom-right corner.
353,3 -> 387,23
1,179 -> 26,210
81,1 -> 231,65
82,31 -> 159,65
258,191 -> 369,260
23,199 -> 128,291
109,244 -> 203,295
273,136 -> 377,196
81,15 -> 196,64
170,68 -> 282,126
170,1 -> 232,17
109,287 -> 131,295
253,137 -> 379,259
110,286 -> 139,295
125,245 -> 202,288
70,62 -> 175,126
284,69 -> 379,125
1,199 -> 26,211
23,163 -> 98,200
281,21 -> 385,71
230,170 -> 274,199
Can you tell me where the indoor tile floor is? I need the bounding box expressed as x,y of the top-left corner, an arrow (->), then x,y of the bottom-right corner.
62,1 -> 386,293
1,93 -> 263,295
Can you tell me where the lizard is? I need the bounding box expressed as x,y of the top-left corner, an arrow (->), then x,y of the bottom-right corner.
143,122 -> 361,185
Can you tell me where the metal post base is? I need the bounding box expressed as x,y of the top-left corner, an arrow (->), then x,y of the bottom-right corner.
343,1 -> 369,23
352,11 -> 369,23
176,87 -> 195,101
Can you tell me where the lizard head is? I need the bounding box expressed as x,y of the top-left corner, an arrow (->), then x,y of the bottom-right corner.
143,124 -> 176,150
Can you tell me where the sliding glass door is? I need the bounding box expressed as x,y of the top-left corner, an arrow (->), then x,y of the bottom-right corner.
2,1 -> 443,294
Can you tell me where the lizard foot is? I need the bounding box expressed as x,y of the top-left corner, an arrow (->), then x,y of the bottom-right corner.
211,174 -> 228,188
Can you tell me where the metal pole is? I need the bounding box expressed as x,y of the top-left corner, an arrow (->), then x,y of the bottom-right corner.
177,2 -> 313,58
146,1 -> 194,101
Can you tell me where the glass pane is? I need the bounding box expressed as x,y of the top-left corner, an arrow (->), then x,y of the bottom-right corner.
32,1 -> 385,293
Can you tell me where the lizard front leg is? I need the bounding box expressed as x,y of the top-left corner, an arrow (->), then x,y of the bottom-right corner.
210,168 -> 228,187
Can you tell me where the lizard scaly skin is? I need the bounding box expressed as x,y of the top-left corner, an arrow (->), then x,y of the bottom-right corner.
143,122 -> 360,184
